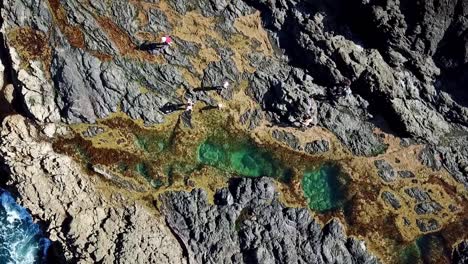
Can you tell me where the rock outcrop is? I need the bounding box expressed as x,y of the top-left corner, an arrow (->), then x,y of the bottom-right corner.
243,0 -> 468,186
2,0 -> 468,186
0,115 -> 186,264
161,177 -> 379,264
0,0 -> 467,263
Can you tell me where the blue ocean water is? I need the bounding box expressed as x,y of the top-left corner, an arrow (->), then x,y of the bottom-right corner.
0,190 -> 50,264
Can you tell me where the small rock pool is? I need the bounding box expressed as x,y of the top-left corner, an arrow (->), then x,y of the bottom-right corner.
302,164 -> 347,212
197,136 -> 292,182
399,233 -> 452,264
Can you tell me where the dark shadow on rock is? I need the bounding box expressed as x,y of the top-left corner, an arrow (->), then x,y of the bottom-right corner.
136,42 -> 166,51
192,86 -> 221,92
0,27 -> 36,120
45,240 -> 67,264
159,102 -> 185,114
199,105 -> 219,112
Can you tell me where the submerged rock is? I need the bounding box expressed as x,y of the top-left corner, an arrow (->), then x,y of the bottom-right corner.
161,177 -> 379,264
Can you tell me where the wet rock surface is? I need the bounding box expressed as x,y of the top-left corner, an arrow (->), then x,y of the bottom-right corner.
161,177 -> 379,264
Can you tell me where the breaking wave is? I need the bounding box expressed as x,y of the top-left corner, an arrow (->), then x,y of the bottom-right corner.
0,190 -> 50,264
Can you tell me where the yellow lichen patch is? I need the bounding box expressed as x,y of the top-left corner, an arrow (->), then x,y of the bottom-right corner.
172,12 -> 223,45
228,34 -> 256,73
189,48 -> 221,75
7,28 -> 52,72
179,67 -> 202,88
234,11 -> 273,56
139,86 -> 151,94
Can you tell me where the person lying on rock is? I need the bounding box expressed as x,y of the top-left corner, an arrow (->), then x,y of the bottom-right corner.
138,35 -> 172,55
216,80 -> 230,92
185,98 -> 194,112
301,115 -> 318,127
181,100 -> 194,129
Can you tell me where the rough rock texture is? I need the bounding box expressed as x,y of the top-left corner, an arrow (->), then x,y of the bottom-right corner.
242,0 -> 468,187
397,170 -> 415,178
1,0 -> 468,262
374,160 -> 396,182
2,0 -> 468,187
161,177 -> 379,264
416,218 -> 440,233
453,240 -> 468,264
381,191 -> 401,210
305,140 -> 330,155
0,115 -> 186,264
272,129 -> 301,150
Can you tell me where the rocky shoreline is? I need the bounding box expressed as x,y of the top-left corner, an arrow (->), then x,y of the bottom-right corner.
0,0 -> 467,263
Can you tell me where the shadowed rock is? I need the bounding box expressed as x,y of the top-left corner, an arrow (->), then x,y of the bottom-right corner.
161,177 -> 380,264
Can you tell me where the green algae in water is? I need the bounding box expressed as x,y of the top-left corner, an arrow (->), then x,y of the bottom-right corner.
197,138 -> 290,180
302,164 -> 346,212
399,234 -> 451,264
135,134 -> 167,153
399,242 -> 422,264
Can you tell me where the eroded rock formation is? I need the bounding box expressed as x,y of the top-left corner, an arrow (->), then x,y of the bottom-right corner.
0,0 -> 467,263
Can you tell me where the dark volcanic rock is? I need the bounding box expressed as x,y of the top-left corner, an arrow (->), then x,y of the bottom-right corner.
240,0 -> 468,188
416,218 -> 440,233
414,202 -> 443,215
453,240 -> 468,264
304,140 -> 330,155
398,170 -> 415,179
82,126 -> 105,138
374,160 -> 396,182
381,191 -> 401,210
404,187 -> 431,202
239,109 -> 263,130
161,177 -> 380,264
272,130 -> 300,150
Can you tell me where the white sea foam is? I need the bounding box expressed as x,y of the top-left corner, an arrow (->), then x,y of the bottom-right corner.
0,191 -> 50,264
